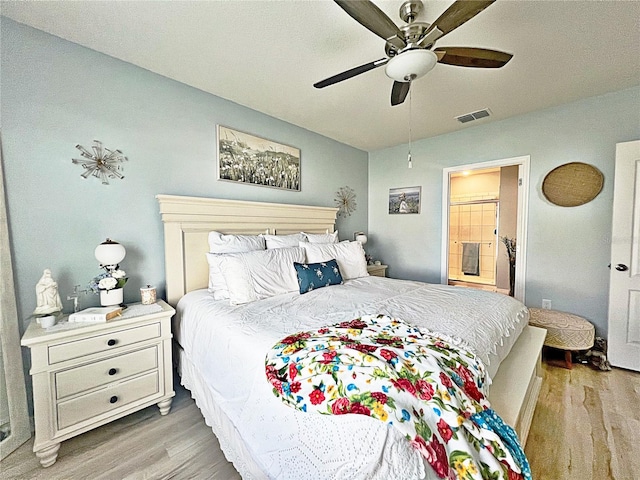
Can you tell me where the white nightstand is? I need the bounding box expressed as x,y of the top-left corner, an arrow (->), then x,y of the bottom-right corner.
367,264 -> 388,277
21,300 -> 175,467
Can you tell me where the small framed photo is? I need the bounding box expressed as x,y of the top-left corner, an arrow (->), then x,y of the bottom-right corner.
217,125 -> 300,191
389,186 -> 421,214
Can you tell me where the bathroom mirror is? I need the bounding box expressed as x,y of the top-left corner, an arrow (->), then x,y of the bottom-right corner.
0,141 -> 30,459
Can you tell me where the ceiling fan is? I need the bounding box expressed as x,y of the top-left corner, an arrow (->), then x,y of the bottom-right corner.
314,0 -> 513,106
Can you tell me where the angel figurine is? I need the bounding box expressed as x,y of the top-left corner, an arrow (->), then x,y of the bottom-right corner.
34,269 -> 63,315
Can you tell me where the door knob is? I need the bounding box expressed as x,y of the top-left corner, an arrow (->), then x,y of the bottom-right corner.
615,264 -> 629,272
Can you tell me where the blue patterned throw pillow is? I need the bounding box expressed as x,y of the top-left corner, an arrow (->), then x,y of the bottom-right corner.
294,259 -> 343,294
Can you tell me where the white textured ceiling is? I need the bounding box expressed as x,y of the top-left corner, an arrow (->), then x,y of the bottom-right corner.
2,0 -> 639,151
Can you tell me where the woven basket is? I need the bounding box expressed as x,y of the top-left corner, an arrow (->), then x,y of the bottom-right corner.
542,162 -> 603,207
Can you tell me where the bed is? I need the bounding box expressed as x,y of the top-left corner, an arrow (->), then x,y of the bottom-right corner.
157,194 -> 546,479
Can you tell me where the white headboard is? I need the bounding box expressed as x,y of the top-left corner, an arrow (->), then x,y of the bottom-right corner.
156,194 -> 339,305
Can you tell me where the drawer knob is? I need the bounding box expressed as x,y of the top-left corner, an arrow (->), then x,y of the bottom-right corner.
109,396 -> 118,404
108,368 -> 117,376
107,339 -> 117,346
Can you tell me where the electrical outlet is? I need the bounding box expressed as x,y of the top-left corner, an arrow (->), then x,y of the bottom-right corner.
542,299 -> 552,310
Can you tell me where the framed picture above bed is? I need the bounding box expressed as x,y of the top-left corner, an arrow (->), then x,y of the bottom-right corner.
217,125 -> 301,191
389,186 -> 421,214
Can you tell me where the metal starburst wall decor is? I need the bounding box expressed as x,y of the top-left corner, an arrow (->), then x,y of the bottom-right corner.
334,186 -> 357,218
72,140 -> 127,185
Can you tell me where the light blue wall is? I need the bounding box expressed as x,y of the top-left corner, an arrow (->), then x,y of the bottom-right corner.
2,17 -> 638,414
1,18 -> 368,332
368,85 -> 640,337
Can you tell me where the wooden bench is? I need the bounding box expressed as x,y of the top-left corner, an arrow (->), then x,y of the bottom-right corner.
489,325 -> 546,446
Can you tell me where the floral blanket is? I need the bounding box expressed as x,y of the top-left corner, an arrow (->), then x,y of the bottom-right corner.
265,315 -> 530,480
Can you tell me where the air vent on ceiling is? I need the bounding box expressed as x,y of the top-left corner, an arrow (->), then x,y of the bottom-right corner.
455,108 -> 491,124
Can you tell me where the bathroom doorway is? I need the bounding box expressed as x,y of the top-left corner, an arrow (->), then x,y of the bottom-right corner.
448,191 -> 500,288
441,156 -> 529,302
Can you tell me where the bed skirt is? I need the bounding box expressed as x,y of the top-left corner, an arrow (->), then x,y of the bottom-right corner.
177,347 -> 269,479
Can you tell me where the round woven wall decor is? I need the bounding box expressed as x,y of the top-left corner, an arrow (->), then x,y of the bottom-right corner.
542,162 -> 604,207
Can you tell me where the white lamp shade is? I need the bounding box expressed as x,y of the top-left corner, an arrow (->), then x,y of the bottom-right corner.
355,233 -> 368,245
385,49 -> 438,82
95,239 -> 126,266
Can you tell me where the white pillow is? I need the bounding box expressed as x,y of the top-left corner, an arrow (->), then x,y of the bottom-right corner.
208,231 -> 265,253
206,253 -> 231,300
301,241 -> 368,280
263,233 -> 307,249
303,230 -> 339,244
207,232 -> 266,298
217,247 -> 305,305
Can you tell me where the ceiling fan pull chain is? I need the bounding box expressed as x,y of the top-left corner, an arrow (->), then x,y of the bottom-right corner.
408,88 -> 413,169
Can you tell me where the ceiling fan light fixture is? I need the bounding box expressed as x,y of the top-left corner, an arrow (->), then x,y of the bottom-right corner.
385,49 -> 437,82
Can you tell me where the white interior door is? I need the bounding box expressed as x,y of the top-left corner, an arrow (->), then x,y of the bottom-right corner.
608,140 -> 640,371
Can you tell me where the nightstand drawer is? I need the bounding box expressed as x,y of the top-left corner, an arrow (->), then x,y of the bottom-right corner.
367,264 -> 388,277
48,323 -> 161,365
57,370 -> 160,430
55,346 -> 159,399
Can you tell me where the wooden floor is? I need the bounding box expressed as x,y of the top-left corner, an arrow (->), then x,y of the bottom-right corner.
2,364 -> 639,480
526,358 -> 640,480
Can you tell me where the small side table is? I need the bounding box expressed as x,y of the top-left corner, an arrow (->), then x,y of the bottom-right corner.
21,300 -> 175,467
367,264 -> 388,277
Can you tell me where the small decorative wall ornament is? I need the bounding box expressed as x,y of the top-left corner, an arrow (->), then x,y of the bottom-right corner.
334,186 -> 357,217
72,140 -> 127,185
542,162 -> 603,207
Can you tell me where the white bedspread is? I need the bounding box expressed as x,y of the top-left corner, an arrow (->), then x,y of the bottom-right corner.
175,276 -> 528,480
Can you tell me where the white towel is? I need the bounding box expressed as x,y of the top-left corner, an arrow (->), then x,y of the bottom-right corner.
462,242 -> 480,275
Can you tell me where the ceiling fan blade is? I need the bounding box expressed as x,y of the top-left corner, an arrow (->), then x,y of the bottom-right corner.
334,0 -> 406,50
434,47 -> 512,68
418,0 -> 495,48
314,58 -> 388,89
391,81 -> 411,106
